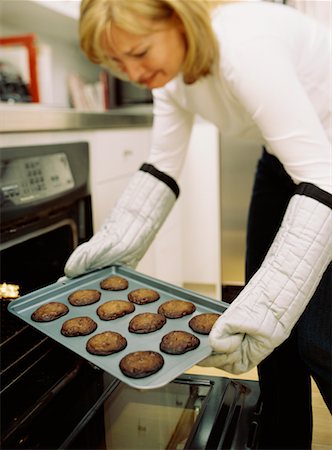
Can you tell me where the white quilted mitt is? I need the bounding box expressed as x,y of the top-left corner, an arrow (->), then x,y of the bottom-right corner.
200,187 -> 332,374
65,164 -> 179,278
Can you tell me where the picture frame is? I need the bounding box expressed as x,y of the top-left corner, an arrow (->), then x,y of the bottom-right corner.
0,34 -> 40,102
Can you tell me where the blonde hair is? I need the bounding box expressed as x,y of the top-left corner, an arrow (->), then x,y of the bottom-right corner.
79,0 -> 223,84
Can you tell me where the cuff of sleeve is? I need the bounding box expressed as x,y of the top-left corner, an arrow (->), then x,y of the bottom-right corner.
140,163 -> 180,199
295,182 -> 332,209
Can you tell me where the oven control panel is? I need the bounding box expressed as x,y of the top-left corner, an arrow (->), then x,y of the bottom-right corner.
0,153 -> 75,205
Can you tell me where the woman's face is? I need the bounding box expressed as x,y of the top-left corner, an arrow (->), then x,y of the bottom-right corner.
102,17 -> 187,89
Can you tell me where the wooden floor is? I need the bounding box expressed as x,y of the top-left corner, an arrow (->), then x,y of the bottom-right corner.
311,379 -> 332,450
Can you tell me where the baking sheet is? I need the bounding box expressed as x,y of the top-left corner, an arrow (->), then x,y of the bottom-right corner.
8,265 -> 228,390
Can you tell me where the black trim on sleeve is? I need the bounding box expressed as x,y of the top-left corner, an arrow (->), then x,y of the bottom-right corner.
140,163 -> 180,198
295,183 -> 332,209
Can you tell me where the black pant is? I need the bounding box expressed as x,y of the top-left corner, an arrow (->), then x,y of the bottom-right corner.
246,149 -> 332,450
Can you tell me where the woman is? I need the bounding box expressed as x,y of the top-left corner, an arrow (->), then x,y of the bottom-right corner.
65,1 -> 331,448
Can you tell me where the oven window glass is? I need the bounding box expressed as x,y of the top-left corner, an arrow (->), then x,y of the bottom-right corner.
70,379 -> 211,450
68,374 -> 213,450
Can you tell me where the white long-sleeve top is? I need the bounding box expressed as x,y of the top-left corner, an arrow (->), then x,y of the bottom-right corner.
147,1 -> 331,194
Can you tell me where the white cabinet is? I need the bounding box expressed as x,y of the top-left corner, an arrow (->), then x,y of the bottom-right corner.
138,199 -> 183,287
89,129 -> 151,231
179,120 -> 221,299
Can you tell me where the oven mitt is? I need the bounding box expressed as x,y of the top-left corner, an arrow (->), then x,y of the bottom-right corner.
199,183 -> 332,374
64,163 -> 179,278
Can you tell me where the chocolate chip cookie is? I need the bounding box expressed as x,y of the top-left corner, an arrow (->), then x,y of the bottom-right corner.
68,289 -> 101,306
97,300 -> 135,321
189,313 -> 221,335
158,299 -> 196,319
61,316 -> 97,337
119,351 -> 164,379
100,275 -> 129,291
128,288 -> 160,305
86,331 -> 127,356
160,330 -> 200,355
128,312 -> 166,334
31,302 -> 69,322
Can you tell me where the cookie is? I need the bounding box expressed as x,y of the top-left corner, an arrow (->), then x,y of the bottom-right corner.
128,312 -> 166,334
158,299 -> 196,319
160,330 -> 200,355
128,288 -> 160,305
86,331 -> 127,356
189,313 -> 221,335
61,316 -> 97,337
100,275 -> 129,291
119,351 -> 164,379
97,300 -> 135,320
31,302 -> 69,322
68,289 -> 101,306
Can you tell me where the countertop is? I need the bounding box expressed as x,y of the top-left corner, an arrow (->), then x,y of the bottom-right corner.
0,104 -> 153,133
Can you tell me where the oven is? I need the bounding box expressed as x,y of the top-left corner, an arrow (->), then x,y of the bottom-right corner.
0,142 -> 261,450
1,347 -> 261,450
0,141 -> 93,338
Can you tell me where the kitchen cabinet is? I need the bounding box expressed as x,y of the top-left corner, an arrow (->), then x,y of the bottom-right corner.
179,120 -> 222,299
89,129 -> 151,230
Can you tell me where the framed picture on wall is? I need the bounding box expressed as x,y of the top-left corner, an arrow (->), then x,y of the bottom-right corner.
0,34 -> 40,103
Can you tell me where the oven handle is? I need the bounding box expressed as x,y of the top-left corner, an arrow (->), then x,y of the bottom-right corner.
0,218 -> 78,251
